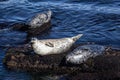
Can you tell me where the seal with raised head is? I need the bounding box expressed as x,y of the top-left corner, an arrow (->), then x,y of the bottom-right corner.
66,44 -> 105,64
31,34 -> 83,55
28,10 -> 52,29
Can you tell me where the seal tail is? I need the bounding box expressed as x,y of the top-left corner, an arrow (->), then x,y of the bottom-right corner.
72,34 -> 83,41
46,10 -> 52,22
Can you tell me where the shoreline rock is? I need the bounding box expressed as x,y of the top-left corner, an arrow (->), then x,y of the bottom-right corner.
3,44 -> 79,73
0,21 -> 51,38
67,71 -> 120,80
3,44 -> 120,74
3,44 -> 120,80
11,23 -> 29,31
11,21 -> 51,36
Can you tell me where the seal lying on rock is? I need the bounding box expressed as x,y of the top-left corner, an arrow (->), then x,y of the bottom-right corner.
31,34 -> 83,55
28,10 -> 52,29
66,45 -> 105,64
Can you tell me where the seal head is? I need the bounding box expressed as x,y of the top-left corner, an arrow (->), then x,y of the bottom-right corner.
28,10 -> 52,28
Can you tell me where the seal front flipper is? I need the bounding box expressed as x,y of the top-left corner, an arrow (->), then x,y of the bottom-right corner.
45,42 -> 54,47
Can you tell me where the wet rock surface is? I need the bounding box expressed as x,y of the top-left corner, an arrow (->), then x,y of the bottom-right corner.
3,44 -> 120,80
3,44 -> 80,73
0,21 -> 51,44
0,20 -> 51,38
68,71 -> 120,80
11,21 -> 51,36
11,23 -> 29,31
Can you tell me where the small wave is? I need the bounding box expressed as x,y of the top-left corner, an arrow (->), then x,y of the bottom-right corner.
0,28 -> 12,33
28,1 -> 120,14
1,1 -> 120,16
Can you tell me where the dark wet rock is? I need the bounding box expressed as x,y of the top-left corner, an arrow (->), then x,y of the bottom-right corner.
10,21 -> 51,38
0,21 -> 51,38
11,23 -> 29,31
1,10 -> 52,38
12,21 -> 51,32
68,71 -> 120,80
3,44 -> 80,74
0,22 -> 10,29
3,44 -> 120,76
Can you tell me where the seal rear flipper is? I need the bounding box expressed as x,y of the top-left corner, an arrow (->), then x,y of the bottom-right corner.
72,34 -> 83,41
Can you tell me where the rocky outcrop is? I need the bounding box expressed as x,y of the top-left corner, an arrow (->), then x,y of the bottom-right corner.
3,44 -> 79,73
3,44 -> 120,74
11,23 -> 29,31
2,43 -> 120,80
0,21 -> 51,39
0,21 -> 51,43
0,10 -> 52,37
11,21 -> 51,36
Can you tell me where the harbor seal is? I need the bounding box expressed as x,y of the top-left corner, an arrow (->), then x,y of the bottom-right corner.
28,10 -> 52,29
66,45 -> 105,64
31,34 -> 83,55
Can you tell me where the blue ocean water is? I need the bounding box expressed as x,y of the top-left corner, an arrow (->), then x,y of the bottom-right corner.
0,0 -> 120,80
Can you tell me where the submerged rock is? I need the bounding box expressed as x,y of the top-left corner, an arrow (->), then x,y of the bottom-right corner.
12,23 -> 29,31
11,10 -> 52,36
3,44 -> 80,73
68,71 -> 120,80
0,22 -> 10,29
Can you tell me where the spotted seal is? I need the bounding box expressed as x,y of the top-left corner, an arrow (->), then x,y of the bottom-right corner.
28,10 -> 52,28
31,34 -> 83,55
66,45 -> 105,64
